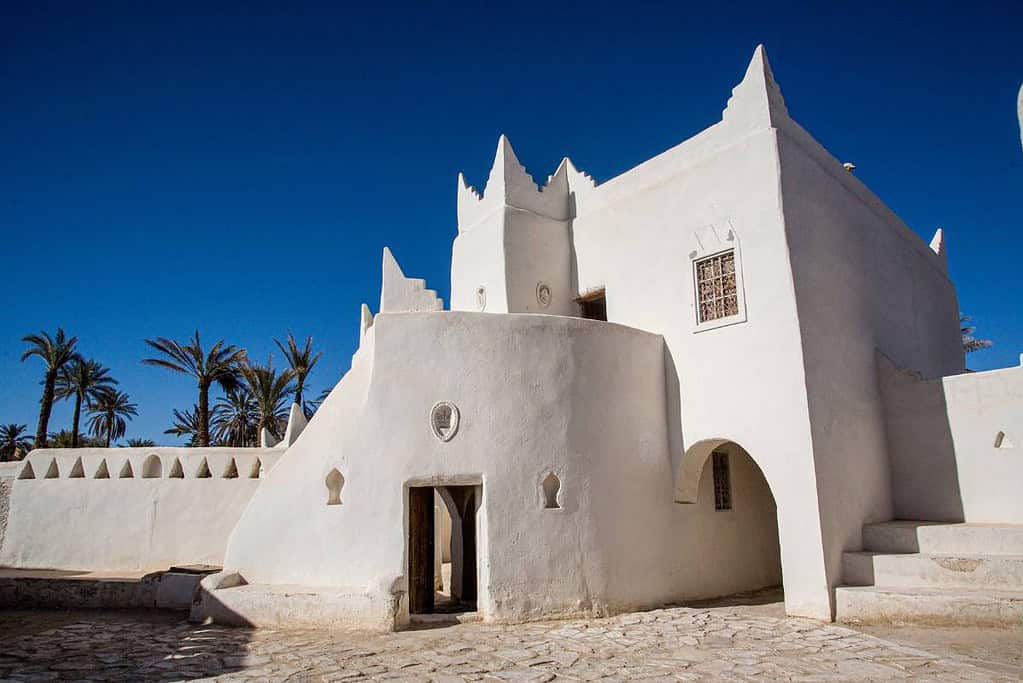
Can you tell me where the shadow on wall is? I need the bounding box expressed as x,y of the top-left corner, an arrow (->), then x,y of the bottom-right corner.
877,352 -> 964,523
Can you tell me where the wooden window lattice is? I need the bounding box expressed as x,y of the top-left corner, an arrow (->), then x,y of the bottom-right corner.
696,251 -> 738,323
712,451 -> 732,511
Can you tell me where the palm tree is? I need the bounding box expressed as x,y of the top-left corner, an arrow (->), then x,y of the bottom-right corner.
212,389 -> 258,447
239,357 -> 295,440
48,429 -> 104,448
274,333 -> 322,407
124,438 -> 157,447
0,424 -> 32,461
304,386 -> 332,418
55,358 -> 117,447
142,331 -> 246,447
165,406 -> 201,446
960,314 -> 993,354
21,328 -> 79,448
86,389 -> 138,447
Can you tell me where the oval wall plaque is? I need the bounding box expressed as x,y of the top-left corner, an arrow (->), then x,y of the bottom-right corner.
430,401 -> 460,442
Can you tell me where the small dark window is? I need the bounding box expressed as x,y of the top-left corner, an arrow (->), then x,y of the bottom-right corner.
579,290 -> 607,321
712,451 -> 732,511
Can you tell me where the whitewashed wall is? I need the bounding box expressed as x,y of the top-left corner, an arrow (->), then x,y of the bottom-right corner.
0,448 -> 281,573
880,357 -> 1023,524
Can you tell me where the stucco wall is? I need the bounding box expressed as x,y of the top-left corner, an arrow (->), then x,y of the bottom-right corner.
776,119 -> 965,602
221,311 -> 785,628
880,357 -> 1023,523
560,120 -> 830,619
0,448 -> 281,573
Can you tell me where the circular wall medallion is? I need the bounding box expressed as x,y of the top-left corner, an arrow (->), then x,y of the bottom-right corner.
475,286 -> 487,311
430,401 -> 460,442
536,282 -> 552,309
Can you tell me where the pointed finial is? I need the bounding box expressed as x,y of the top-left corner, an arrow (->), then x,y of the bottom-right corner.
456,171 -> 482,232
483,134 -> 537,201
360,303 -> 373,339
723,44 -> 790,128
929,227 -> 948,267
281,402 -> 308,446
260,427 -> 279,448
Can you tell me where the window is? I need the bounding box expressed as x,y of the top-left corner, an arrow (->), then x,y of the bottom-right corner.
578,290 -> 607,321
696,250 -> 738,323
542,472 -> 561,509
712,451 -> 732,511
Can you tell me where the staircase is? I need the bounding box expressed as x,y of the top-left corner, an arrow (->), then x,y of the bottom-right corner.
835,521 -> 1023,625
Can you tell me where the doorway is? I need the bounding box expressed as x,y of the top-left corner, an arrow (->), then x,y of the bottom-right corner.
408,484 -> 478,615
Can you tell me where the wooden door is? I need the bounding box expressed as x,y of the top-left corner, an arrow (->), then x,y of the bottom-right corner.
408,486 -> 435,614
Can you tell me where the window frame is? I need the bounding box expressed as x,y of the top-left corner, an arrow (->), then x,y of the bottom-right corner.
690,244 -> 747,333
712,451 -> 732,512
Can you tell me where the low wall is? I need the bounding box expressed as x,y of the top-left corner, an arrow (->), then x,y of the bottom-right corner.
880,355 -> 1023,523
0,448 -> 282,573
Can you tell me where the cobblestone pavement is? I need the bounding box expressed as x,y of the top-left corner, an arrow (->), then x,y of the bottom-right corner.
0,605 -> 1018,682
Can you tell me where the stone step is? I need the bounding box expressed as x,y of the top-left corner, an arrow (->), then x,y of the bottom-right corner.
863,521 -> 1023,556
835,585 -> 1023,626
843,551 -> 1023,590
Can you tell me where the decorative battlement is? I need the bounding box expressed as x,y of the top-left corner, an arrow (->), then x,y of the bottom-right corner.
722,44 -> 791,130
457,135 -> 598,231
14,448 -> 283,482
379,247 -> 444,313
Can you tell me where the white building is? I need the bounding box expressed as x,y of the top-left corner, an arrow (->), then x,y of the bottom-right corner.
2,46 -> 1021,630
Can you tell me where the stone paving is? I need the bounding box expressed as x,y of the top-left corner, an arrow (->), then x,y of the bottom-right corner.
0,605 -> 1018,682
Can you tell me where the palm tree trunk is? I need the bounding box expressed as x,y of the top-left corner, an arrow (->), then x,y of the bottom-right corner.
71,392 -> 83,448
35,371 -> 57,448
198,381 -> 210,447
295,379 -> 304,409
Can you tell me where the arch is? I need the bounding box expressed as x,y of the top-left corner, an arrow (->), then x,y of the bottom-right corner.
674,438 -> 733,503
142,454 -> 162,479
325,468 -> 344,505
673,438 -> 783,603
541,472 -> 561,509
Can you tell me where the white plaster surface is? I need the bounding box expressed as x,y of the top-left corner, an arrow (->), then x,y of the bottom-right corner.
0,449 -> 281,573
879,358 -> 1023,524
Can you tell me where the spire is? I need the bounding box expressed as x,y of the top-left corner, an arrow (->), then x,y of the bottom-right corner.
929,228 -> 948,270
280,402 -> 308,447
483,134 -> 537,202
359,303 -> 373,340
722,44 -> 790,129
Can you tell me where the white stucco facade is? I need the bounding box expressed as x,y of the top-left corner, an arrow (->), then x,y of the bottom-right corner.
2,45 -> 1019,630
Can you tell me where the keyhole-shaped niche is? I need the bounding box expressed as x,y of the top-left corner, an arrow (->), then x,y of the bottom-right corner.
326,468 -> 345,506
542,472 -> 561,509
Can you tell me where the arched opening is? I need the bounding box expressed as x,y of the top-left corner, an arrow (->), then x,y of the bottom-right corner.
119,460 -> 134,478
94,460 -> 110,479
674,439 -> 783,603
542,472 -> 561,509
249,458 -> 262,478
169,458 -> 184,478
69,457 -> 85,478
325,468 -> 344,505
44,459 -> 59,479
195,458 -> 211,478
222,458 -> 239,479
142,454 -> 162,479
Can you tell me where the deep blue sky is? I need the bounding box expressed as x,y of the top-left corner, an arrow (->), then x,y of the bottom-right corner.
2,1 -> 1021,444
